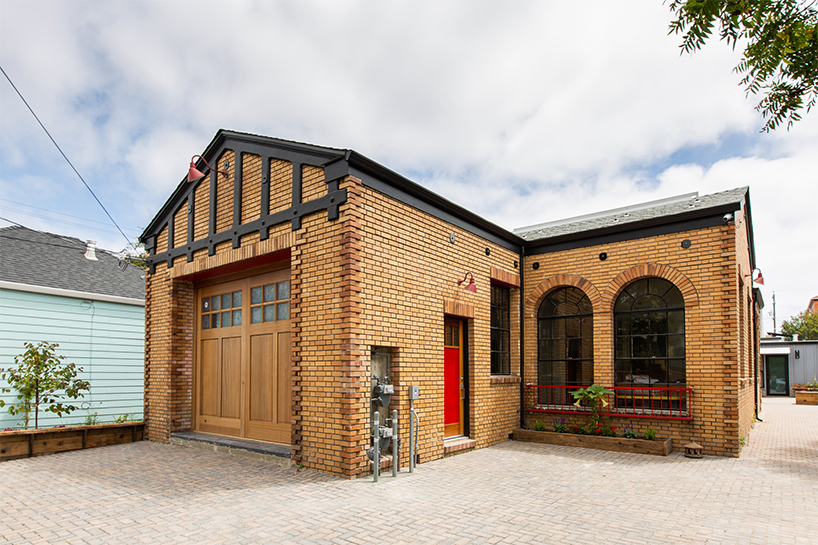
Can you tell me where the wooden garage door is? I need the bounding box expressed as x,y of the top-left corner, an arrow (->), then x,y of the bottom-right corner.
195,269 -> 291,444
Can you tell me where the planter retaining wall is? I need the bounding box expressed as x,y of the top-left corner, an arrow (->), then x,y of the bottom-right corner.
795,391 -> 818,405
513,428 -> 673,456
0,422 -> 144,461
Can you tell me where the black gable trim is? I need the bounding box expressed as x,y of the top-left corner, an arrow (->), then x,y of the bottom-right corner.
347,152 -> 524,252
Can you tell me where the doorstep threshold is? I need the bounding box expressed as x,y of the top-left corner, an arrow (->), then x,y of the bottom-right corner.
443,436 -> 477,457
170,431 -> 292,467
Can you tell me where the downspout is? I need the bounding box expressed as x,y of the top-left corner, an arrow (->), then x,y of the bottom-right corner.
753,290 -> 763,421
519,245 -> 526,429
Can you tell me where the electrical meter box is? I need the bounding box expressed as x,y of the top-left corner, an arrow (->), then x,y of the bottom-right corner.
410,385 -> 420,400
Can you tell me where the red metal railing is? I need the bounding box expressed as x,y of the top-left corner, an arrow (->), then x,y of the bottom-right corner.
525,384 -> 693,421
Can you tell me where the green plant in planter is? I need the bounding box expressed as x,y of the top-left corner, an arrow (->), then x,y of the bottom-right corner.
643,427 -> 657,441
534,420 -> 547,431
571,384 -> 614,431
552,417 -> 569,433
0,342 -> 90,429
805,378 -> 818,392
620,423 -> 639,439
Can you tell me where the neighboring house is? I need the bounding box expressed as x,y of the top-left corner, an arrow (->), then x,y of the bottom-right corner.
808,295 -> 818,314
139,130 -> 761,476
760,338 -> 818,395
0,225 -> 145,428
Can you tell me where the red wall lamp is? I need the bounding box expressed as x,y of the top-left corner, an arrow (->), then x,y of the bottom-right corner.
457,272 -> 477,293
745,268 -> 764,285
188,155 -> 228,183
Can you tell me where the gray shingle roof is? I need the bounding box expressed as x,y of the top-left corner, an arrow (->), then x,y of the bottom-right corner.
0,225 -> 144,300
514,187 -> 749,242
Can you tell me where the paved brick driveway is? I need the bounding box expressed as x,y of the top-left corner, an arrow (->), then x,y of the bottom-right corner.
2,397 -> 816,544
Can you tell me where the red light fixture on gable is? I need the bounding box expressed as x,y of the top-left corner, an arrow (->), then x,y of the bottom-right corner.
745,268 -> 764,285
188,155 -> 228,183
458,271 -> 477,293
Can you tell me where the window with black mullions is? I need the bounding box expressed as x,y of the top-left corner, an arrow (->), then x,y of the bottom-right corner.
537,287 -> 593,388
614,277 -> 685,387
490,284 -> 511,375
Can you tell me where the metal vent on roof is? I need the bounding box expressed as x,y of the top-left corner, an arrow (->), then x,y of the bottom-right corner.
84,240 -> 98,261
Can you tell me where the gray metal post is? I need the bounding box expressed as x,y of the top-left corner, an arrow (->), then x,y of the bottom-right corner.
392,409 -> 398,477
409,399 -> 415,473
373,411 -> 379,482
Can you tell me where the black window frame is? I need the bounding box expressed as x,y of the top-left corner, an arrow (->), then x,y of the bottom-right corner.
490,284 -> 511,375
614,277 -> 686,387
537,286 -> 594,388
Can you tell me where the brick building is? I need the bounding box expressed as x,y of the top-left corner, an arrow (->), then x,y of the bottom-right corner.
140,130 -> 762,475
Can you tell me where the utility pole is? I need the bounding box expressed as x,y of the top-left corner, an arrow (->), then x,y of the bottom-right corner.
772,292 -> 776,333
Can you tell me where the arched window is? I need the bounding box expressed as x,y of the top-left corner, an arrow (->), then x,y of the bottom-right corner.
614,278 -> 685,387
538,287 -> 593,387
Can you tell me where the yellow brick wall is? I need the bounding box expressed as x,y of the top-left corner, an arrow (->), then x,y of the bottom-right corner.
214,150 -> 235,234
521,223 -> 752,456
356,182 -> 522,468
241,154 -> 262,224
734,209 -> 756,450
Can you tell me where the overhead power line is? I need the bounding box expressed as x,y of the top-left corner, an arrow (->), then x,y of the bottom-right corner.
0,64 -> 131,245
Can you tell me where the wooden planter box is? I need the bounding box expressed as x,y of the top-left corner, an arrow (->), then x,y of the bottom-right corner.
0,422 -> 144,462
513,428 -> 673,456
795,390 -> 818,405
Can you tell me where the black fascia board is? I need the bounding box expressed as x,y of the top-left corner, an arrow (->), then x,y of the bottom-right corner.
743,189 -> 757,270
346,150 -> 524,252
139,130 -> 346,244
525,202 -> 742,256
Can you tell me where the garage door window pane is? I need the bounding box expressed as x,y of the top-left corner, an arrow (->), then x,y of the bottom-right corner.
277,281 -> 289,300
277,302 -> 289,320
264,304 -> 276,322
263,284 -> 275,302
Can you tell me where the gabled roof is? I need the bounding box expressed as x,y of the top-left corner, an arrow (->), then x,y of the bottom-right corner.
140,130 -> 525,256
0,225 -> 144,301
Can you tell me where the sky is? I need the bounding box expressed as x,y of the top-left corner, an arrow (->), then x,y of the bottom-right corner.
1,0 -> 816,334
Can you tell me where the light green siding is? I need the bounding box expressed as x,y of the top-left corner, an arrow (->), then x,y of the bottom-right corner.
0,288 -> 144,429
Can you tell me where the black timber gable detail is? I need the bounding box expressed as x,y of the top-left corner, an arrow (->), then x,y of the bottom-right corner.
141,131 -> 349,273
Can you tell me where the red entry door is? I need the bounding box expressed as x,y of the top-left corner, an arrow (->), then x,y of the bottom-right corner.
444,318 -> 464,438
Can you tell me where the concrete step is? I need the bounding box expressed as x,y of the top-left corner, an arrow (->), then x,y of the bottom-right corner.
170,431 -> 292,467
443,436 -> 477,457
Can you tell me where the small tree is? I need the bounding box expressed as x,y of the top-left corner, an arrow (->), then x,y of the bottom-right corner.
0,341 -> 90,429
781,310 -> 818,340
572,384 -> 614,432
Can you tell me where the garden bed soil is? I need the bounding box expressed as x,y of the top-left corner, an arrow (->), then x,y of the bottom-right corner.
0,422 -> 144,461
795,391 -> 818,405
513,428 -> 673,456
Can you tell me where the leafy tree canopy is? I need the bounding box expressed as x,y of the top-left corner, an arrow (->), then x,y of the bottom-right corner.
781,310 -> 818,339
669,0 -> 818,132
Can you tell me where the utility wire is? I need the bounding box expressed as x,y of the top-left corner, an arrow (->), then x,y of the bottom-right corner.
0,64 -> 131,245
0,198 -> 139,231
